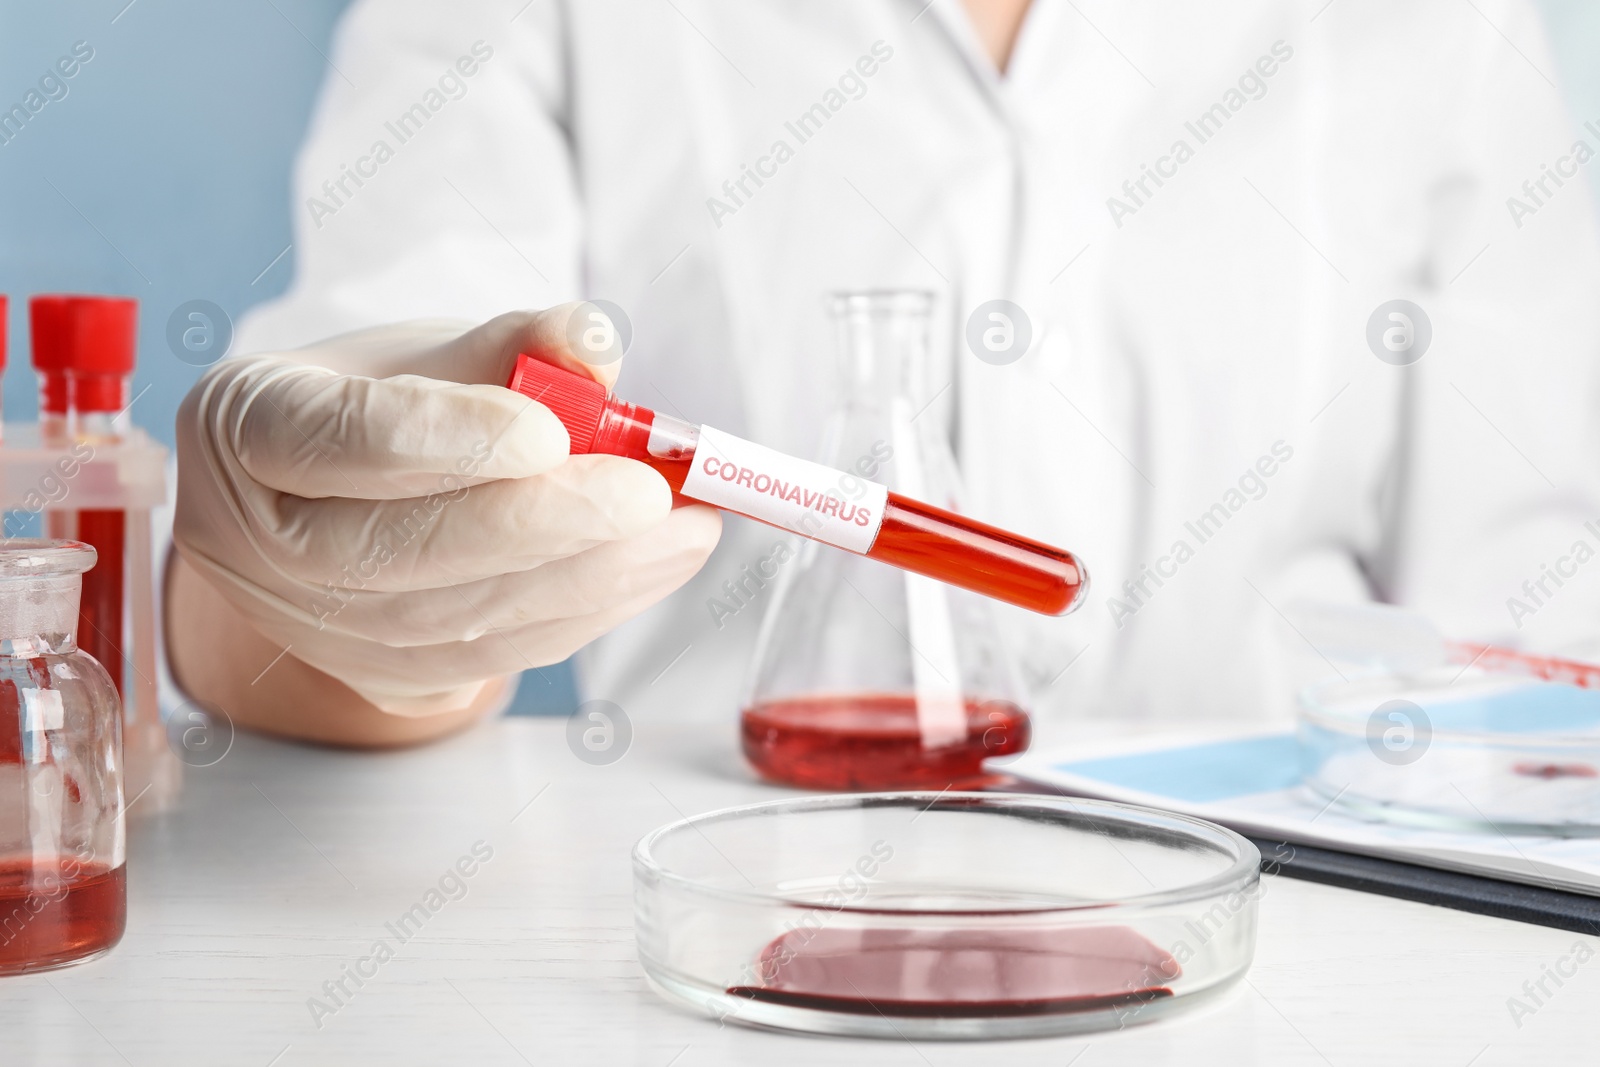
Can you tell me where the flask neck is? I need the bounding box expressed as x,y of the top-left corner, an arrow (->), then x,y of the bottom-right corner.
830,291 -> 940,410
827,292 -> 961,508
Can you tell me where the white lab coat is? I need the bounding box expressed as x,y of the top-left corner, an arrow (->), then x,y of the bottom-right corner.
233,0 -> 1600,737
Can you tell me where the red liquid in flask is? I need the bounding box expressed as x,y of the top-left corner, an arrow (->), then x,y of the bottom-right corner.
741,695 -> 1030,790
725,925 -> 1176,1018
0,859 -> 126,974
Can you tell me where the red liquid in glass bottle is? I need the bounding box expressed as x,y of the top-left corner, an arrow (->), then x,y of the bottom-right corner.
0,702 -> 122,974
0,859 -> 126,975
0,540 -> 128,974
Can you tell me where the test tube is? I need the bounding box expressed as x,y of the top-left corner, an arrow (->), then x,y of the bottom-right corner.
507,355 -> 1088,616
67,296 -> 137,697
29,294 -> 72,445
28,296 -> 77,540
69,296 -> 136,443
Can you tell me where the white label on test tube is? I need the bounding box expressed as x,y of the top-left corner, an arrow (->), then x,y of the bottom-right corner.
889,399 -> 968,751
682,426 -> 889,553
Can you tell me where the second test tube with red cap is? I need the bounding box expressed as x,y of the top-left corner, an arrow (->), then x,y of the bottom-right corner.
506,354 -> 1088,616
27,294 -> 137,696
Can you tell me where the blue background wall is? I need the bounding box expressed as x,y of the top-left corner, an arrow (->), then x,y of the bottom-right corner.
0,0 -> 585,712
2,0 -> 1597,714
0,0 -> 355,441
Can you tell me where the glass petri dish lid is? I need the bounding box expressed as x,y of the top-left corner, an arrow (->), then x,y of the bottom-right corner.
1300,669 -> 1600,835
633,792 -> 1260,1039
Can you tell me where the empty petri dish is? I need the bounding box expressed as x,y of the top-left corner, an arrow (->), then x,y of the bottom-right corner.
633,792 -> 1260,1039
1300,669 -> 1600,835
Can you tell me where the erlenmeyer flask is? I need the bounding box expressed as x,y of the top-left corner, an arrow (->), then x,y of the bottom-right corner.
740,291 -> 1031,790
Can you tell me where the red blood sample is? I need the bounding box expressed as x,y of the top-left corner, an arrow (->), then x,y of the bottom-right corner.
506,356 -> 1086,616
75,509 -> 125,697
630,430 -> 1082,615
741,695 -> 1030,790
1452,642 -> 1600,690
66,297 -> 137,699
726,925 -> 1176,1018
617,413 -> 1081,614
869,495 -> 1082,615
1513,762 -> 1598,780
0,859 -> 126,975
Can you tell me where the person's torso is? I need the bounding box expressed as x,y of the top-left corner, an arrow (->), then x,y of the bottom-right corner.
564,0 -> 1466,729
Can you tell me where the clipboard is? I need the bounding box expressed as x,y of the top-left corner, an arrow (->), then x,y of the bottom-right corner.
1248,835 -> 1600,934
996,731 -> 1600,934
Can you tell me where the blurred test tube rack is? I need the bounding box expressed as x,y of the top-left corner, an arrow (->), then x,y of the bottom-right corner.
1,423 -> 177,816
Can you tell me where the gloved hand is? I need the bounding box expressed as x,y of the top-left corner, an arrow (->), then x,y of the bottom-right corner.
173,306 -> 721,716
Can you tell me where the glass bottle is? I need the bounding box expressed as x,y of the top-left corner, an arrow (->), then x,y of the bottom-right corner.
0,540 -> 126,975
740,291 -> 1032,790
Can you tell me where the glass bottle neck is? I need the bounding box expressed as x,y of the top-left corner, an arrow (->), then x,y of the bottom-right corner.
0,575 -> 82,655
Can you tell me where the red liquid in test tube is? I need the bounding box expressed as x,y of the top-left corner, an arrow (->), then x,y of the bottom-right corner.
505,355 -> 1088,616
66,298 -> 137,698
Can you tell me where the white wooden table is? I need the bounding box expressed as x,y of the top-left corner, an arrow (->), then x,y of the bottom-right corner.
2,715 -> 1594,1066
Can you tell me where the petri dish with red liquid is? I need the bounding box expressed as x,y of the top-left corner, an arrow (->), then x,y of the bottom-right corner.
633,793 -> 1260,1039
1301,669 -> 1600,835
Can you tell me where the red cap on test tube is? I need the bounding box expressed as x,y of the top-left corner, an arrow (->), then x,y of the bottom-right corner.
67,297 -> 137,415
506,355 -> 610,454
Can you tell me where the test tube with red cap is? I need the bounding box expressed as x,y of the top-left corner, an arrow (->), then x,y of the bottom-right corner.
506,354 -> 1088,616
29,294 -> 73,446
69,297 -> 136,443
28,295 -> 78,542
66,297 -> 137,698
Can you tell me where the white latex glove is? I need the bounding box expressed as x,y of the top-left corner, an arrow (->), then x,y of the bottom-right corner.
173,307 -> 721,715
